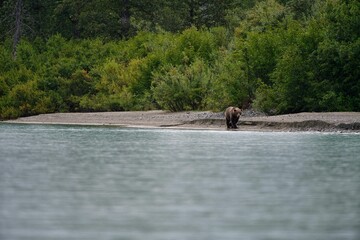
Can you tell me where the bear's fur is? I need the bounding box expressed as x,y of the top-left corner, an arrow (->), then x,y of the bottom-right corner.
225,107 -> 242,129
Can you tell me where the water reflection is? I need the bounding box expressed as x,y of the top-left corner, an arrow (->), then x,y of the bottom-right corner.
0,124 -> 359,240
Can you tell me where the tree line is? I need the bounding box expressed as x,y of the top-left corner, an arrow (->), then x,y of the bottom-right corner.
0,0 -> 359,119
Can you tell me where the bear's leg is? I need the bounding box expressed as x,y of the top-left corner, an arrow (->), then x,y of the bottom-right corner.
226,119 -> 232,129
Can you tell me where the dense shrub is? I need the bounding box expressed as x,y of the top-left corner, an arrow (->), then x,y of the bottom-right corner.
152,59 -> 211,111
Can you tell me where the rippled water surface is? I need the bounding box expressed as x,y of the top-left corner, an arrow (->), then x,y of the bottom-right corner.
0,123 -> 359,240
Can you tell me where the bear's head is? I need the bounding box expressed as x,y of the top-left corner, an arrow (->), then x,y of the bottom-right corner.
232,107 -> 242,117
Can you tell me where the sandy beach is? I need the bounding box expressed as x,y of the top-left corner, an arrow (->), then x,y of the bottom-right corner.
4,110 -> 360,132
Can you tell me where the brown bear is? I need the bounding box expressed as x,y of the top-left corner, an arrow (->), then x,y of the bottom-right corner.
225,106 -> 242,129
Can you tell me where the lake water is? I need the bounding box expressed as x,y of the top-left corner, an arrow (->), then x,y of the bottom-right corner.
0,123 -> 359,240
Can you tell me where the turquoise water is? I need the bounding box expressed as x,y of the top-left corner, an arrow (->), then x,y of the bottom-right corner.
0,123 -> 359,240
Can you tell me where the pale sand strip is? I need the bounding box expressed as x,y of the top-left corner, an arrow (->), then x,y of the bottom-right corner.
4,111 -> 360,132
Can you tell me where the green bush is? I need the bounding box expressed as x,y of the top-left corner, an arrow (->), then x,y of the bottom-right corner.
165,27 -> 217,65
205,50 -> 248,111
152,59 -> 211,111
2,81 -> 43,118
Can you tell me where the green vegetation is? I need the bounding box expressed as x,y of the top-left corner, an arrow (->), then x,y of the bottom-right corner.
0,0 -> 359,119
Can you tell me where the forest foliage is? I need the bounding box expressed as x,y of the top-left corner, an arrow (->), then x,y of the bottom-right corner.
0,0 -> 359,119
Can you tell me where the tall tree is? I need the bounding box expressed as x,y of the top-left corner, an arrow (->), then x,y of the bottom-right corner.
0,0 -> 25,59
120,0 -> 131,37
0,0 -> 55,57
184,0 -> 234,28
12,0 -> 23,59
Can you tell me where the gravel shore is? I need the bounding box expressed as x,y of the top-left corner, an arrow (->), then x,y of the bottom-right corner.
5,110 -> 360,132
